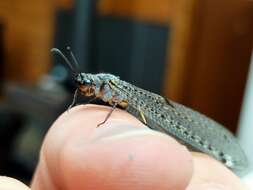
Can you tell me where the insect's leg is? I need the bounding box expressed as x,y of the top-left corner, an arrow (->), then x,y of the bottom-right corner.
97,103 -> 117,127
138,106 -> 147,125
68,88 -> 79,110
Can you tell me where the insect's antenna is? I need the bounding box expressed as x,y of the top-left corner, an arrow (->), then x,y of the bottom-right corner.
66,46 -> 80,72
50,48 -> 77,74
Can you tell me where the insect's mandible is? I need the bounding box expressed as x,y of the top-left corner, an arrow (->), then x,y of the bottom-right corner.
51,47 -> 248,175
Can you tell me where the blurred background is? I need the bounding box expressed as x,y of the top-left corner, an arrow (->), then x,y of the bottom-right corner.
0,0 -> 253,184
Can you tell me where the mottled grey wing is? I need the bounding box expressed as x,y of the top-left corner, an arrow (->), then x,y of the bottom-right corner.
146,96 -> 248,173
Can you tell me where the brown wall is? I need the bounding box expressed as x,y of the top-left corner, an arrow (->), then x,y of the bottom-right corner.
164,0 -> 253,131
0,0 -> 73,83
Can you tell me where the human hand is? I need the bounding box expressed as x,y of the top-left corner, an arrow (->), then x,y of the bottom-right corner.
0,105 -> 249,190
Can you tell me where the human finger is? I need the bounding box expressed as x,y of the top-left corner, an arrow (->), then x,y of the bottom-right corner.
31,105 -> 193,190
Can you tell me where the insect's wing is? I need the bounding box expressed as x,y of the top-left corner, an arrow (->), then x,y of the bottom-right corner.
111,79 -> 247,174
160,99 -> 248,174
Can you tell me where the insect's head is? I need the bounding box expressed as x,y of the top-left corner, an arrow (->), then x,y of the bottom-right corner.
74,73 -> 96,96
75,73 -> 92,86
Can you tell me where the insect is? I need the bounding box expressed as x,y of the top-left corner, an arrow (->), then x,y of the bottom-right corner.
51,47 -> 248,175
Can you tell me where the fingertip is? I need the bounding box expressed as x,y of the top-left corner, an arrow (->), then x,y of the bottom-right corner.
0,176 -> 30,190
60,123 -> 193,190
33,105 -> 193,190
187,152 -> 249,190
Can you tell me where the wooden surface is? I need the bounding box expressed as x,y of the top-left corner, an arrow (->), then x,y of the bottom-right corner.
56,0 -> 74,10
0,0 -> 55,83
98,0 -> 175,24
164,0 -> 253,131
163,0 -> 199,100
0,0 -> 75,83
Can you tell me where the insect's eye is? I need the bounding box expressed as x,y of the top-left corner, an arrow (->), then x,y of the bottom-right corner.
75,74 -> 93,86
84,79 -> 92,85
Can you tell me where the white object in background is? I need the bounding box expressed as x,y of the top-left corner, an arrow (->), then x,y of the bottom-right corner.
238,50 -> 253,188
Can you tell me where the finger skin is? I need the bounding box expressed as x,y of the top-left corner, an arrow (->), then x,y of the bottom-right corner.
0,176 -> 30,190
186,153 -> 249,190
31,105 -> 193,190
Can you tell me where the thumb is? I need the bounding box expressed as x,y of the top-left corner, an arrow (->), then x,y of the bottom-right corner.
0,176 -> 30,190
31,105 -> 193,190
